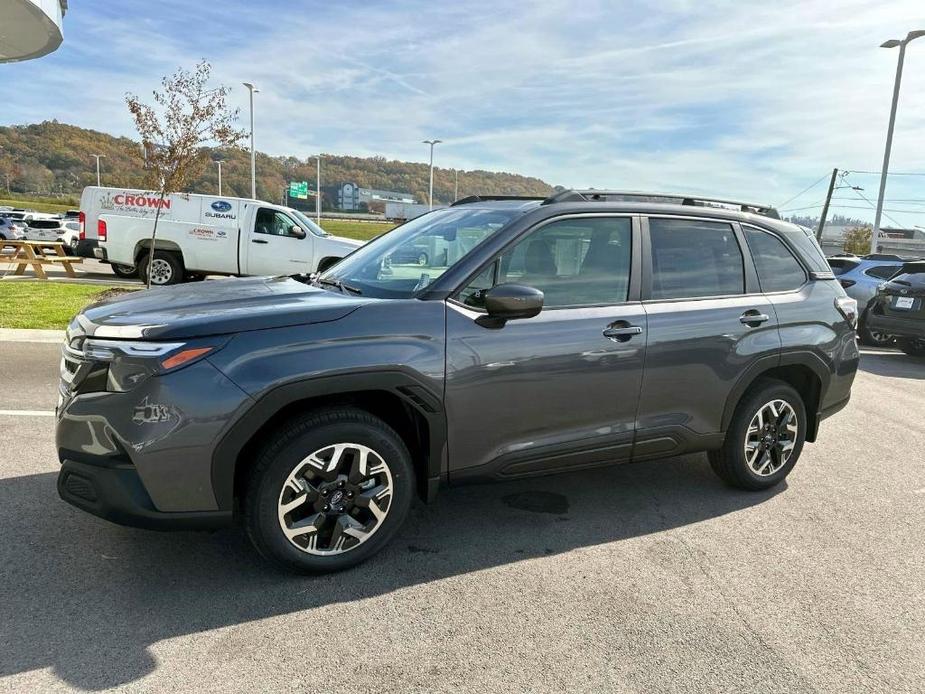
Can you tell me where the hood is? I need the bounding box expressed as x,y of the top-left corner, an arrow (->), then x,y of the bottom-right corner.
79,275 -> 370,340
331,234 -> 364,248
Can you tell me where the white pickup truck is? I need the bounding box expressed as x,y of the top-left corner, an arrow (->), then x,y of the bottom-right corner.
80,187 -> 362,284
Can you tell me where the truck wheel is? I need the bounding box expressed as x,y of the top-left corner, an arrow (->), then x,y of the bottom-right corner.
708,379 -> 806,491
110,264 -> 138,279
139,251 -> 183,285
417,252 -> 429,266
317,256 -> 340,273
897,338 -> 925,357
244,407 -> 414,573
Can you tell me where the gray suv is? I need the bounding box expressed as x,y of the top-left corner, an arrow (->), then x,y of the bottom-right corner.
56,191 -> 860,572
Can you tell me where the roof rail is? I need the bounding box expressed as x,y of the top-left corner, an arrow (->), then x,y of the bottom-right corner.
450,194 -> 548,207
541,189 -> 780,219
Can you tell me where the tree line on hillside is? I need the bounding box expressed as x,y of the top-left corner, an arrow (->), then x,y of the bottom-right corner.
0,121 -> 553,207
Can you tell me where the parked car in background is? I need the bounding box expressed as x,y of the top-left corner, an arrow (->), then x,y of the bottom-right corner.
866,261 -> 925,356
24,218 -> 71,242
827,254 -> 918,345
0,216 -> 25,241
56,190 -> 859,573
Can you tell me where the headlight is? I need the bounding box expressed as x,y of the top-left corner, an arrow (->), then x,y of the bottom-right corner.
81,338 -> 224,392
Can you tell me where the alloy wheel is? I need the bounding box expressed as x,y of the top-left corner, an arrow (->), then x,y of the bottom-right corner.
744,399 -> 799,477
277,442 -> 393,556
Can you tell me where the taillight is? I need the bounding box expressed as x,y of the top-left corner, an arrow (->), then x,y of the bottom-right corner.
78,211 -> 86,240
838,279 -> 855,289
98,219 -> 107,242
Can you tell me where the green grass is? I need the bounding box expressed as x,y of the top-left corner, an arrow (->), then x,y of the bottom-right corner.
0,281 -> 134,329
320,219 -> 396,241
0,197 -> 73,214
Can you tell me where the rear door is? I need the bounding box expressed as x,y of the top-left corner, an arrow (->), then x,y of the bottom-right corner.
634,216 -> 779,458
242,207 -> 315,276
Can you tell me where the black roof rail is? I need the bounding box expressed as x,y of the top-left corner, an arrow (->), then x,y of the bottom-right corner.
450,194 -> 548,207
541,189 -> 780,219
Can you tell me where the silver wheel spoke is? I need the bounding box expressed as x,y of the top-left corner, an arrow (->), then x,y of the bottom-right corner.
744,399 -> 799,477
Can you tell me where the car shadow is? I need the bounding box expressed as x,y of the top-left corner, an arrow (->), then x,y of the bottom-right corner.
0,455 -> 783,690
859,349 -> 925,380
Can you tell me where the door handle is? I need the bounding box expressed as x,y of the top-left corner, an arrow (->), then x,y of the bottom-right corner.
602,325 -> 643,342
252,238 -> 269,244
740,311 -> 770,326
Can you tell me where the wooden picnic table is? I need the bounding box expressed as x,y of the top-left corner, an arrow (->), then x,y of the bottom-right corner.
0,240 -> 84,280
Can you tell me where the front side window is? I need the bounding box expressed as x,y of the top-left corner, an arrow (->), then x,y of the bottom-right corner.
459,217 -> 632,309
255,209 -> 300,237
649,218 -> 744,299
320,207 -> 519,298
744,227 -> 807,292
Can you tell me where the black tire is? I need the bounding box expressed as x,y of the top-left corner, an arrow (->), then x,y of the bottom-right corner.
317,256 -> 340,273
417,252 -> 429,266
708,378 -> 807,491
243,407 -> 414,573
110,263 -> 138,279
138,250 -> 183,285
858,312 -> 893,347
896,338 -> 925,357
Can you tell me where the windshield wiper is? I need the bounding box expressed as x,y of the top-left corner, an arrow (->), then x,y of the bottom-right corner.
315,276 -> 363,295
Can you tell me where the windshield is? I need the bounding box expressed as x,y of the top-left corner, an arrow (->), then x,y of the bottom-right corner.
320,207 -> 519,298
288,208 -> 329,237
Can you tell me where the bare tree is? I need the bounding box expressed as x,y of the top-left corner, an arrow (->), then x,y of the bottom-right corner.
126,61 -> 245,287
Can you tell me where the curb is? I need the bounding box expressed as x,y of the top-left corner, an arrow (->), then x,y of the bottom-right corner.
0,328 -> 65,343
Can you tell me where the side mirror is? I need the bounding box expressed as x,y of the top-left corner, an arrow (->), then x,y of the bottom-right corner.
483,283 -> 544,321
290,225 -> 307,239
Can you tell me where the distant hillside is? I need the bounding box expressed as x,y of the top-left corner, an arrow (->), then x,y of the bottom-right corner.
0,121 -> 554,207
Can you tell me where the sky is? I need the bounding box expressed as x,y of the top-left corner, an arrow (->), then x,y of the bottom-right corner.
3,0 -> 925,225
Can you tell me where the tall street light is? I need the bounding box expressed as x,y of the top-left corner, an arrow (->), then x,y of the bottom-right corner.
215,160 -> 223,196
92,154 -> 104,186
870,29 -> 925,255
243,82 -> 259,199
423,139 -> 442,209
316,155 -> 322,225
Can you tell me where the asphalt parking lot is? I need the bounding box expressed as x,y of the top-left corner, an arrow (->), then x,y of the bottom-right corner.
0,343 -> 922,693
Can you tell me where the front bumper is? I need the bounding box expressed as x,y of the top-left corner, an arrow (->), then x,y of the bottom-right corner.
866,313 -> 925,340
58,459 -> 231,530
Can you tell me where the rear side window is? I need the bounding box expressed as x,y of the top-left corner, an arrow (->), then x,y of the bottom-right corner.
648,218 -> 743,299
744,227 -> 807,292
864,265 -> 899,280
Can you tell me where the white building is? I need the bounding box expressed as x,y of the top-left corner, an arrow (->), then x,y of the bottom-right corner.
0,0 -> 66,63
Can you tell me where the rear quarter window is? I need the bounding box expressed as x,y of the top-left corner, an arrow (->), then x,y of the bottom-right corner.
744,227 -> 807,292
864,265 -> 900,280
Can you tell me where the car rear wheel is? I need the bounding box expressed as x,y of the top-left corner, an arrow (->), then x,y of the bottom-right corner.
897,338 -> 925,357
858,313 -> 894,347
244,407 -> 414,573
708,379 -> 806,491
139,250 -> 183,285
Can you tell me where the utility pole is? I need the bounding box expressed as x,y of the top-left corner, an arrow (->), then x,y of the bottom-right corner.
316,155 -> 321,225
816,168 -> 838,241
215,160 -> 223,196
871,30 -> 925,255
423,139 -> 442,209
92,154 -> 104,186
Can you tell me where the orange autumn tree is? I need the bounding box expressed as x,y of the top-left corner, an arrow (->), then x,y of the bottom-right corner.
126,61 -> 245,287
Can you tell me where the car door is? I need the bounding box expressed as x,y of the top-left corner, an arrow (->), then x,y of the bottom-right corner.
445,214 -> 646,480
633,215 -> 779,459
244,207 -> 314,276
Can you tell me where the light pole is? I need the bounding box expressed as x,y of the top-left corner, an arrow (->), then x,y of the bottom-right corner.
243,82 -> 259,199
215,160 -> 223,196
92,154 -> 104,186
316,155 -> 322,225
423,139 -> 442,209
870,30 -> 925,255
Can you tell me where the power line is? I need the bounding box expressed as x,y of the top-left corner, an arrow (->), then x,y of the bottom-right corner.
840,172 -> 907,227
842,169 -> 925,176
776,172 -> 831,209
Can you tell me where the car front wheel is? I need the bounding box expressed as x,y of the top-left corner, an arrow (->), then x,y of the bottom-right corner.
709,379 -> 806,490
244,407 -> 414,573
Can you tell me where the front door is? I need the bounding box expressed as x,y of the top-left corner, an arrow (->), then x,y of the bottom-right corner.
445,215 -> 646,480
245,208 -> 314,276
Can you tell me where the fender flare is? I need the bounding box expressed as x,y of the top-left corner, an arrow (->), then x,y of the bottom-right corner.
210,369 -> 447,511
720,350 -> 831,436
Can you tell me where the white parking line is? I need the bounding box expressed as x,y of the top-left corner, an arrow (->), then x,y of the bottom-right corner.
0,410 -> 56,417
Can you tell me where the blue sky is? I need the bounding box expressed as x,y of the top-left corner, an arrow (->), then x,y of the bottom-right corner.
4,0 -> 925,224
